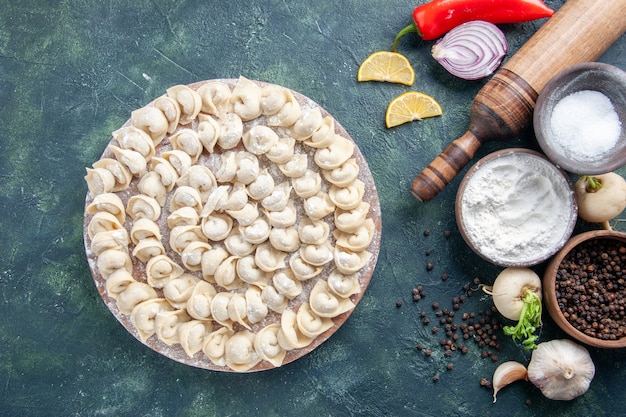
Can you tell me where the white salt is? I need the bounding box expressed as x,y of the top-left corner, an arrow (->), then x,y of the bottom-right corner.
549,90 -> 621,161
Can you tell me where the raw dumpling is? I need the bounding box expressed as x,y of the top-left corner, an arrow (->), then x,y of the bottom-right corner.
90,229 -> 130,256
304,192 -> 335,220
293,107 -> 323,140
110,145 -> 147,177
146,254 -> 184,288
131,237 -> 165,262
267,90 -> 300,127
201,213 -> 234,241
130,218 -> 161,245
239,215 -> 271,245
334,201 -> 370,233
288,253 -> 324,281
260,85 -> 290,116
92,158 -> 132,192
269,226 -> 300,252
170,185 -> 203,215
126,195 -> 161,222
309,279 -> 355,318
245,286 -> 268,324
236,255 -> 270,287
155,309 -> 191,345
231,76 -> 263,121
150,156 -> 179,192
218,113 -> 243,150
297,217 -> 330,245
332,218 -> 376,252
254,323 -> 286,367
303,116 -> 335,149
292,169 -> 322,199
186,280 -> 218,320
255,242 -> 287,273
261,182 -> 292,212
105,269 -> 136,300
179,320 -> 213,358
203,327 -> 234,367
153,95 -> 181,133
200,247 -> 229,280
181,241 -> 212,271
137,171 -> 167,206
247,169 -> 275,200
243,125 -> 279,155
226,202 -> 259,227
265,200 -> 297,228
327,271 -> 361,298
227,293 -> 250,330
96,248 -> 132,279
130,298 -> 173,342
117,281 -> 158,315
334,246 -> 373,274
88,211 -> 124,240
130,106 -> 169,145
214,255 -> 241,290
225,330 -> 261,372
86,192 -> 126,225
197,114 -> 220,153
296,302 -> 333,338
210,292 -> 234,330
166,84 -> 202,125
261,285 -> 288,313
299,242 -> 334,266
176,165 -> 217,202
113,126 -> 155,160
265,136 -> 295,164
235,152 -> 260,185
328,179 -> 365,210
170,129 -> 203,163
214,151 -> 238,183
277,309 -> 313,350
273,270 -> 303,299
85,167 -> 115,196
278,154 -> 308,178
167,206 -> 200,228
161,150 -> 192,177
224,229 -> 257,257
314,135 -> 355,170
163,273 -> 201,309
197,81 -> 232,115
169,225 -> 207,255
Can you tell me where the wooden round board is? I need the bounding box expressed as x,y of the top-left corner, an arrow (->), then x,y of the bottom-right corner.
83,78 -> 381,372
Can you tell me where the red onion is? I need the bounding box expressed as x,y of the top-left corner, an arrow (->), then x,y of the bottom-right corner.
431,20 -> 508,80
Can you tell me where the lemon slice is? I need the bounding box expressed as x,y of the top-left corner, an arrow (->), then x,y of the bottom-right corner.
357,51 -> 415,86
385,92 -> 442,128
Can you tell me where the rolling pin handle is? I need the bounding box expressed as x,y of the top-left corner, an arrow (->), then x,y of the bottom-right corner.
411,131 -> 481,202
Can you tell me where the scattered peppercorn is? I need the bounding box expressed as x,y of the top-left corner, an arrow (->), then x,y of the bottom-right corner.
432,374 -> 439,382
444,230 -> 452,238
396,300 -> 403,308
441,273 -> 448,281
480,378 -> 492,389
446,362 -> 454,370
427,262 -> 434,271
424,229 -> 430,237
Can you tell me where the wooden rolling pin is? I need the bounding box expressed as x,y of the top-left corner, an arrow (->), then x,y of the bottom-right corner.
411,0 -> 626,202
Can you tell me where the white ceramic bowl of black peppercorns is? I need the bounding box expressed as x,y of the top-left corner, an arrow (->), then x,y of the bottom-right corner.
543,230 -> 626,349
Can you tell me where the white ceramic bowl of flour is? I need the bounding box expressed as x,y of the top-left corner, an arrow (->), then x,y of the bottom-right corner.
534,62 -> 626,175
456,149 -> 577,267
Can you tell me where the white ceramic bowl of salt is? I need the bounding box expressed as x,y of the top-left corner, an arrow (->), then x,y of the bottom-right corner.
534,62 -> 626,175
455,149 -> 578,267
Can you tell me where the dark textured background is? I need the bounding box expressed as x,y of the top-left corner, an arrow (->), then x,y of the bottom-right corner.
1,1 -> 625,416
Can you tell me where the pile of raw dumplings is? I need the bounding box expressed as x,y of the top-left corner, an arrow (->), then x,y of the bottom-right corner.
84,76 -> 376,371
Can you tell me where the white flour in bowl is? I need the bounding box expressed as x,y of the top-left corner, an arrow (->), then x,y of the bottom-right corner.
459,151 -> 576,266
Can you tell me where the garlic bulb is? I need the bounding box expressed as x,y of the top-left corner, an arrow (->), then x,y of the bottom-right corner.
492,361 -> 528,403
527,339 -> 595,401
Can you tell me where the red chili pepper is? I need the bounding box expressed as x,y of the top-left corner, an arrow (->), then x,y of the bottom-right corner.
392,0 -> 554,50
